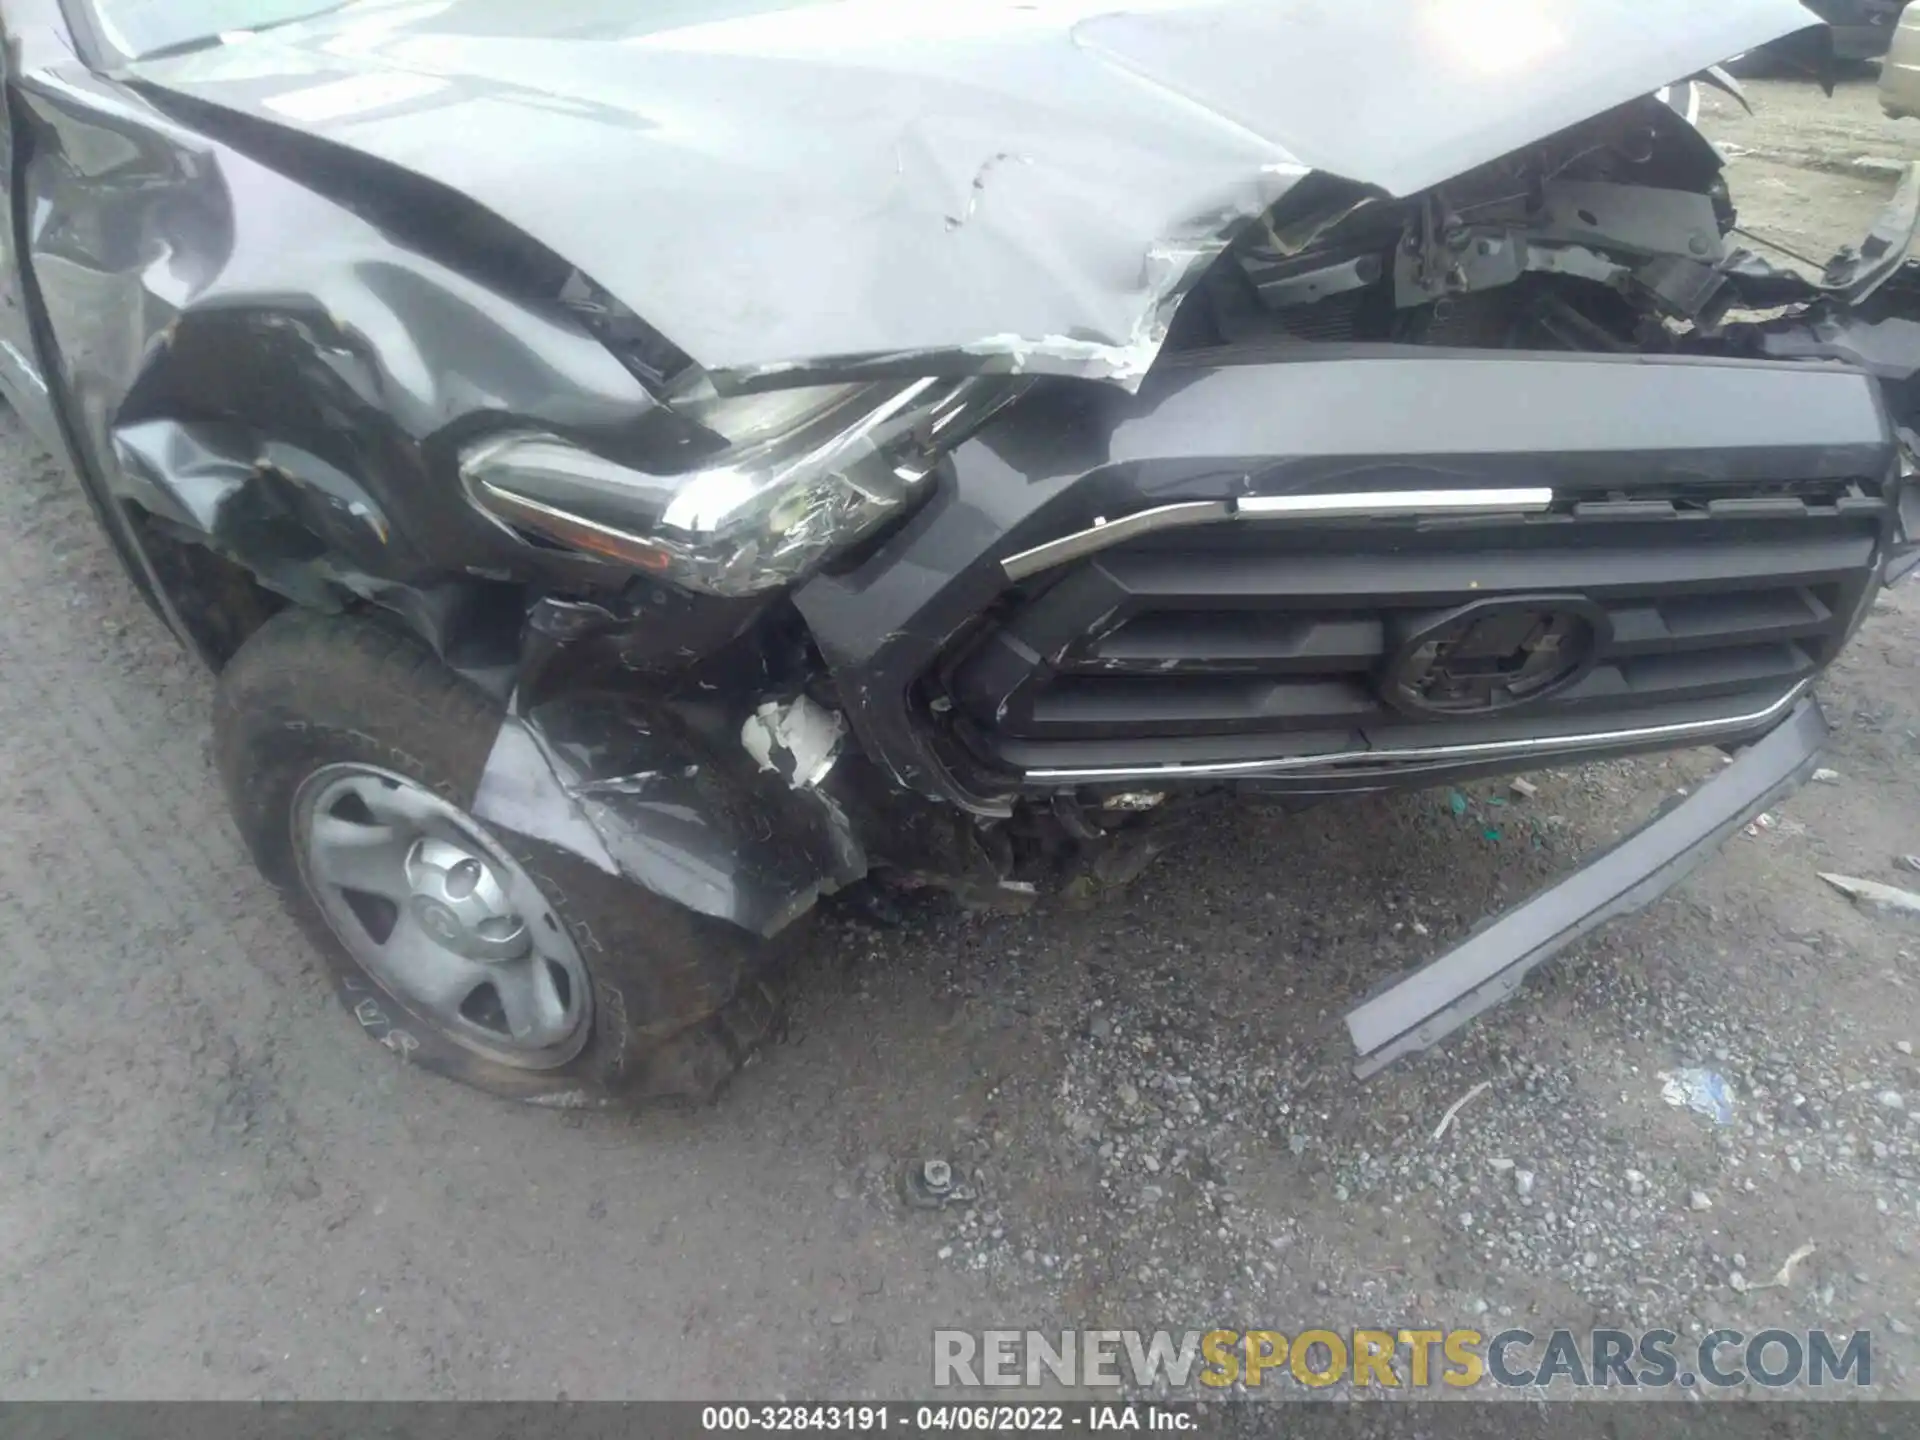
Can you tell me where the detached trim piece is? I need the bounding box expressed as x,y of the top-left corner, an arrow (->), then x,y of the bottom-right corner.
1000,489 -> 1554,582
1026,682 -> 1808,783
1345,695 -> 1829,1079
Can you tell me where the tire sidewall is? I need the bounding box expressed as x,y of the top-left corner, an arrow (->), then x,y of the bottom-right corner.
241,714 -> 632,1106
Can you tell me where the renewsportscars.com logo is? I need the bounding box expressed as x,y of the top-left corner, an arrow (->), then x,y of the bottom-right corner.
932,1328 -> 1873,1391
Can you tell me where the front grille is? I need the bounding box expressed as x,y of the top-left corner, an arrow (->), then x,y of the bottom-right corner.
946,487 -> 1886,779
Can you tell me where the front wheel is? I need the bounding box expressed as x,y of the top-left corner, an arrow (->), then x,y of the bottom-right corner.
214,608 -> 783,1105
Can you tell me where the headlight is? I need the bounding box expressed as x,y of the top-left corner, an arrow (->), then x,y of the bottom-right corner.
461,378 -> 1007,596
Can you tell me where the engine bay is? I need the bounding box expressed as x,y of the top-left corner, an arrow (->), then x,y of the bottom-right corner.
1183,91 -> 1920,371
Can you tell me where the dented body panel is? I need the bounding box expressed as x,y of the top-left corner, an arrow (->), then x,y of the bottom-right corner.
5,0 -> 679,668
116,0 -> 1823,386
10,0 -> 1919,1072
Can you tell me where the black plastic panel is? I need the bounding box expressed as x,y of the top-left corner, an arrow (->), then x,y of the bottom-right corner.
951,492 -> 1882,773
793,347 -> 1898,808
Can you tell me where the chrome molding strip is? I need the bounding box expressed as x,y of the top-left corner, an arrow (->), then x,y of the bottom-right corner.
1000,502 -> 1229,582
1235,487 -> 1553,520
1025,683 -> 1810,784
1000,489 -> 1555,582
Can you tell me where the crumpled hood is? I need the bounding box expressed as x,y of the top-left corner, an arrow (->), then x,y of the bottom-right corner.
129,0 -> 1821,386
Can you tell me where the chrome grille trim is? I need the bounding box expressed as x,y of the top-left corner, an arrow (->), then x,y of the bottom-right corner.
1024,681 -> 1809,784
1000,489 -> 1555,582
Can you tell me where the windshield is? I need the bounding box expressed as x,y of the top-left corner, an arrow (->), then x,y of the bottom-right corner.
87,0 -> 350,58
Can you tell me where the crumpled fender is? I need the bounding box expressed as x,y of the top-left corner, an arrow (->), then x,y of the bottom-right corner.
9,53 -> 658,666
5,38 -> 906,934
472,695 -> 864,939
469,680 -> 1027,937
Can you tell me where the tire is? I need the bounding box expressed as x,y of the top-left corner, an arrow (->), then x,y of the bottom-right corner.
213,607 -> 784,1106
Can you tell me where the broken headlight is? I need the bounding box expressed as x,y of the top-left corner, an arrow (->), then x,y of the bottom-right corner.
461,378 -> 1006,596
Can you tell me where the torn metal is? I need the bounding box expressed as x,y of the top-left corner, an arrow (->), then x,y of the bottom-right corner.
471,698 -> 856,939
470,659 -> 1031,936
117,0 -> 1826,388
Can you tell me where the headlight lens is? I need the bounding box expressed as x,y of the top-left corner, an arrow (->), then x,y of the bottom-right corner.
461,377 -> 1004,596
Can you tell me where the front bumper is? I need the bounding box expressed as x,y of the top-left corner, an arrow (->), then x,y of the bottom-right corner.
795,348 -> 1899,810
1344,696 -> 1828,1076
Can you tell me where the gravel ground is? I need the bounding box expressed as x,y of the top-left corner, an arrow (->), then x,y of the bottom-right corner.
3,74 -> 1920,1402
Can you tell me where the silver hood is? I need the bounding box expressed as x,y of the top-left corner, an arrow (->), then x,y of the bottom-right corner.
130,0 -> 1821,387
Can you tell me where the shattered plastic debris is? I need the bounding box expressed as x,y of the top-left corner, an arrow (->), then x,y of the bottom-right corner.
1443,789 -> 1507,840
740,695 -> 847,788
1750,1241 -> 1818,1291
522,1088 -> 598,1110
1742,810 -> 1805,839
1659,1068 -> 1735,1126
1820,872 -> 1920,920
1431,1080 -> 1493,1143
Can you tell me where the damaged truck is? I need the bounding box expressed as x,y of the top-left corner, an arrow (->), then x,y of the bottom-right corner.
4,0 -> 1918,1103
